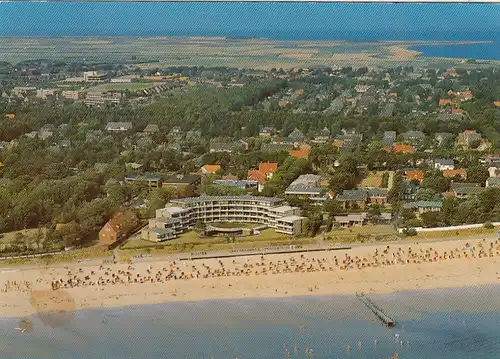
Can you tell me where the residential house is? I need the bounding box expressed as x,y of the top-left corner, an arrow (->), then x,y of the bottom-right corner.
261,141 -> 295,152
456,130 -> 482,148
384,144 -> 415,153
442,169 -> 467,180
98,210 -> 139,247
402,180 -> 419,201
402,131 -> 425,146
259,126 -> 277,137
366,188 -> 389,205
258,162 -> 278,179
323,98 -> 344,115
124,174 -> 162,188
333,133 -> 363,152
439,98 -> 453,106
287,128 -> 306,142
435,132 -> 453,146
200,164 -> 221,175
247,169 -> 267,192
106,122 -> 133,132
213,179 -> 259,190
313,127 -> 331,143
169,126 -> 182,137
38,124 -> 56,140
382,131 -> 397,147
335,189 -> 368,210
450,183 -> 485,199
404,170 -> 424,183
143,124 -> 159,134
355,84 -> 371,93
162,174 -> 201,188
285,174 -> 329,205
434,158 -> 454,171
486,177 -> 500,188
209,138 -> 248,153
288,144 -> 311,158
333,213 -> 368,228
403,201 -> 442,218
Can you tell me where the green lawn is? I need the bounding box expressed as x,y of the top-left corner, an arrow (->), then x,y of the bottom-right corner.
120,228 -> 304,254
0,228 -> 47,250
209,222 -> 259,229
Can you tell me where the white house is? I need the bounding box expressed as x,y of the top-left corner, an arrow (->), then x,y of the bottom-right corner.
434,158 -> 454,171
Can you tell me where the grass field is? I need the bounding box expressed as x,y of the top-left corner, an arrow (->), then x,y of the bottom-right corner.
413,226 -> 500,240
121,228 -> 299,254
360,171 -> 385,188
0,228 -> 47,251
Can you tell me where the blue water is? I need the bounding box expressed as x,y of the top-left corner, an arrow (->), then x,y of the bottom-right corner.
411,43 -> 500,61
0,3 -> 500,60
1,3 -> 500,60
1,286 -> 500,359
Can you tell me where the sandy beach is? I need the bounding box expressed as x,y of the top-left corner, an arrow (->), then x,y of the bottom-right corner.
0,238 -> 499,319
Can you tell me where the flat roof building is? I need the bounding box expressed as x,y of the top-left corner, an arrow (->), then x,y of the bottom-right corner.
83,71 -> 109,83
142,195 -> 306,241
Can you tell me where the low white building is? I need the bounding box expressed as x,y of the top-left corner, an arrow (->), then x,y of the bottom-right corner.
434,158 -> 455,171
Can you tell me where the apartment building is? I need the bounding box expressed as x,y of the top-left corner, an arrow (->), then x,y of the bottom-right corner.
83,71 -> 109,83
85,92 -> 123,107
61,90 -> 85,101
142,195 -> 306,241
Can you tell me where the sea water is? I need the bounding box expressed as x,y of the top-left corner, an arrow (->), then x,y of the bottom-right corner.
1,285 -> 499,359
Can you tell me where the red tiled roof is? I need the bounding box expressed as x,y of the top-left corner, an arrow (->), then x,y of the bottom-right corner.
442,169 -> 467,179
406,170 -> 424,182
201,164 -> 221,174
107,210 -> 138,235
288,149 -> 309,158
385,144 -> 415,153
439,98 -> 453,106
247,169 -> 266,184
258,162 -> 278,175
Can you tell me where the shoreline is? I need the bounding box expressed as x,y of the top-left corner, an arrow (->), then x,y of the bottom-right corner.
0,237 -> 498,319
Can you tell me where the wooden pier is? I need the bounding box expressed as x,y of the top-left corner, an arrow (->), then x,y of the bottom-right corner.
356,294 -> 396,327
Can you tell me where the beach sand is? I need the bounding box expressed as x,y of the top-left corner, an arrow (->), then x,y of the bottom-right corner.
0,238 -> 498,319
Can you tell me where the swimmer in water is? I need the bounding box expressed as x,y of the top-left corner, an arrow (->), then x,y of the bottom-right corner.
346,345 -> 351,352
373,339 -> 377,346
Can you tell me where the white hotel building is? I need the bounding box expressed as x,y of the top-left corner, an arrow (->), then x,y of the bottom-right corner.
142,196 -> 307,242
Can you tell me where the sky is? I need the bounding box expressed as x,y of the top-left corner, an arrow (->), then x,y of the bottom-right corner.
0,3 -> 499,38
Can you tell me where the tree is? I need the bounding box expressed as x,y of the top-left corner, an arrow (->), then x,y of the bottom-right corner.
467,165 -> 489,184
420,211 -> 443,228
416,188 -> 440,201
421,171 -> 450,193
